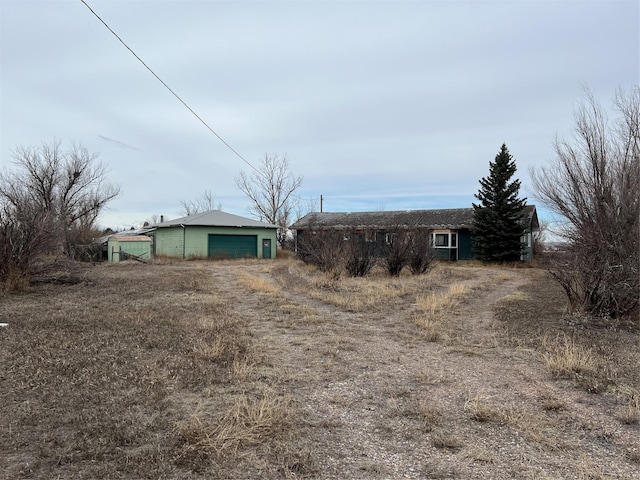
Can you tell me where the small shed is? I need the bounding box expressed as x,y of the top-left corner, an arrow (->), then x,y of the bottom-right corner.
106,235 -> 152,262
150,210 -> 277,259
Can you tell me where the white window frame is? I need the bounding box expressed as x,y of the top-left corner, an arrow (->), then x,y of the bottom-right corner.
431,231 -> 457,249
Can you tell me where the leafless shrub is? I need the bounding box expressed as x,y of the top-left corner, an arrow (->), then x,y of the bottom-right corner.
531,87 -> 639,319
296,226 -> 345,275
407,229 -> 437,275
381,227 -> 412,276
0,193 -> 57,288
343,228 -> 377,277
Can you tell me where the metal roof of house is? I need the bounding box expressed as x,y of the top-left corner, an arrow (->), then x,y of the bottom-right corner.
154,209 -> 276,229
292,205 -> 537,230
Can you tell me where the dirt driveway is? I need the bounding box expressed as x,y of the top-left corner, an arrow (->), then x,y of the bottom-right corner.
210,260 -> 639,479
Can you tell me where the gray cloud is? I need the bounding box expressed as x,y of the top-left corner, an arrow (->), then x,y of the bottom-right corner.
1,0 -> 637,228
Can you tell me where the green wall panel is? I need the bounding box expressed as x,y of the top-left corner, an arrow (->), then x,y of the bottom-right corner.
153,226 -> 277,259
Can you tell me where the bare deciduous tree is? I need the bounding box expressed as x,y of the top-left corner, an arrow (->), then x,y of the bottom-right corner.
236,153 -> 302,248
179,189 -> 221,216
531,87 -> 639,319
0,140 -> 120,266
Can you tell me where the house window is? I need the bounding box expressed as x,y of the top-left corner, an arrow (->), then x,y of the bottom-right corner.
432,231 -> 458,249
364,230 -> 375,242
385,233 -> 395,244
434,233 -> 449,247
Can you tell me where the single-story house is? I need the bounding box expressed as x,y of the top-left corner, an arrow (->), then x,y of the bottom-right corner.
100,234 -> 152,262
149,210 -> 277,259
291,205 -> 539,261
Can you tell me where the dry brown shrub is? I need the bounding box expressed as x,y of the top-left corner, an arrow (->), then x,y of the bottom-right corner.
175,392 -> 292,460
540,395 -> 566,412
431,430 -> 462,450
237,272 -> 281,293
499,407 -> 564,451
614,386 -> 640,425
464,393 -> 501,422
464,446 -> 495,463
542,334 -> 595,379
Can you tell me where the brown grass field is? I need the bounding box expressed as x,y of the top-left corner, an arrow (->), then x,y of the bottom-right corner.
1,257 -> 638,479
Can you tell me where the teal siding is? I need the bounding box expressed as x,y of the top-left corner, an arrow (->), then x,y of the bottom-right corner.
458,230 -> 474,260
208,234 -> 257,258
262,239 -> 272,259
107,237 -> 151,263
521,229 -> 534,261
153,225 -> 277,259
154,227 -> 185,258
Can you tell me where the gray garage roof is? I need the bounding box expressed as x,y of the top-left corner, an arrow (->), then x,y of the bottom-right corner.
155,210 -> 276,229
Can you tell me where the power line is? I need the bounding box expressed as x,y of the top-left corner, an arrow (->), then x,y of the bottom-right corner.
79,0 -> 260,175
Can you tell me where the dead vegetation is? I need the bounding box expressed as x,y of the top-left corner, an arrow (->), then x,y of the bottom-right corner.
1,258 -> 638,479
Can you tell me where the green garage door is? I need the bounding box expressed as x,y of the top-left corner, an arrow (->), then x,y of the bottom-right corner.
208,234 -> 257,258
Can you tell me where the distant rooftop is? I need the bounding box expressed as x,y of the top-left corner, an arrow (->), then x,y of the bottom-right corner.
154,209 -> 276,229
292,205 -> 537,230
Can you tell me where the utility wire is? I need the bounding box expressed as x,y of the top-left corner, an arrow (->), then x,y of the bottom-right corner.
79,0 -> 260,176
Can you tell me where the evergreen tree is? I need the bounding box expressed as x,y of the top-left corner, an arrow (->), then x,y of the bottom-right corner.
472,144 -> 527,262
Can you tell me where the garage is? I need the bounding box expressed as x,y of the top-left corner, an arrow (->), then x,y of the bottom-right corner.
151,210 -> 277,259
208,234 -> 257,258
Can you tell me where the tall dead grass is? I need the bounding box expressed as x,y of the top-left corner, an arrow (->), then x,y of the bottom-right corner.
542,334 -> 595,378
413,282 -> 470,340
175,391 -> 292,459
270,260 -> 473,314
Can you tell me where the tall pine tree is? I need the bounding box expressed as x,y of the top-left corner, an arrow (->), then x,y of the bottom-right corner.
472,144 -> 527,262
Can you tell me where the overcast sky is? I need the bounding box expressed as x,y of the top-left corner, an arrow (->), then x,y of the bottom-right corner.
1,0 -> 638,229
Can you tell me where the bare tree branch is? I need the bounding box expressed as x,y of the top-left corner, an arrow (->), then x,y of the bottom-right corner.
0,140 -> 120,270
530,87 -> 639,318
235,153 -> 303,248
180,189 -> 221,216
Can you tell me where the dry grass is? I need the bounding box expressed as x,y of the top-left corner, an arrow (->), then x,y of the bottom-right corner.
237,271 -> 281,294
174,391 -> 292,460
540,394 -> 566,412
465,393 -> 501,422
0,261 -> 306,479
464,446 -> 495,463
542,334 -> 596,379
413,282 -> 470,340
431,430 -> 462,450
2,258 -> 638,479
614,386 -> 640,425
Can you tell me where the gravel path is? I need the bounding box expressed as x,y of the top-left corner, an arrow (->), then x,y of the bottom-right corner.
211,262 -> 640,480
